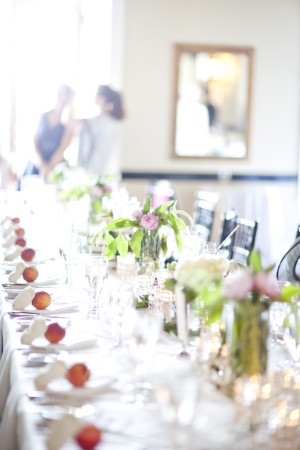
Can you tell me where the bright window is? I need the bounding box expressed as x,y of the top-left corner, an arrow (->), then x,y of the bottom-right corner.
9,0 -> 113,173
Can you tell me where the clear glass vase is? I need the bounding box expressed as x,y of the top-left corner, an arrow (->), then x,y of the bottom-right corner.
136,230 -> 161,275
226,298 -> 269,380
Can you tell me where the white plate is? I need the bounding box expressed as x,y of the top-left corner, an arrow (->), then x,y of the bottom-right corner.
46,376 -> 115,400
31,333 -> 98,351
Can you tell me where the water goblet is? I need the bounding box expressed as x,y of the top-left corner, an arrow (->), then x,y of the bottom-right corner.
284,302 -> 300,366
85,255 -> 108,319
123,309 -> 163,402
270,301 -> 288,345
109,284 -> 135,350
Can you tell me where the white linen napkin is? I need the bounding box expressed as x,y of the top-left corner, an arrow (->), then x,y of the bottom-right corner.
21,316 -> 47,345
12,286 -> 35,309
46,414 -> 85,450
4,246 -> 22,261
8,261 -> 27,283
34,360 -> 68,390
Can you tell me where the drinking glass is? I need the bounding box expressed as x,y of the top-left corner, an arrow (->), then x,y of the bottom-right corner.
284,302 -> 300,366
270,301 -> 288,345
109,284 -> 134,349
154,359 -> 200,449
85,255 -> 108,319
123,309 -> 163,401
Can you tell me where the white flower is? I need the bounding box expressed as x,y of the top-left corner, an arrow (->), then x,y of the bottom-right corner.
175,254 -> 229,291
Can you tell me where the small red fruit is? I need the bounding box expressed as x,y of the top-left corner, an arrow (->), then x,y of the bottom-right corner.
11,217 -> 20,224
15,227 -> 25,236
21,248 -> 36,262
44,322 -> 66,344
66,363 -> 90,387
15,237 -> 26,247
22,266 -> 39,283
32,291 -> 51,310
75,425 -> 102,450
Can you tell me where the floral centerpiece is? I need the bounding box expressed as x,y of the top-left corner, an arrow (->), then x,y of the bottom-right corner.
222,251 -> 300,379
98,196 -> 191,271
59,176 -> 114,223
166,250 -> 300,380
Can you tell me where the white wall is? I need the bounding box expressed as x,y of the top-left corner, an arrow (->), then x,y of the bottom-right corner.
117,0 -> 300,265
121,0 -> 300,175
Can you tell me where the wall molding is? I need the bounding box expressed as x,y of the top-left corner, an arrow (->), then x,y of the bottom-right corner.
122,172 -> 298,182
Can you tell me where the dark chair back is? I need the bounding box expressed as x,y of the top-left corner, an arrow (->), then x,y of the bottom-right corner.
193,191 -> 219,243
295,225 -> 300,239
219,209 -> 237,259
232,217 -> 259,266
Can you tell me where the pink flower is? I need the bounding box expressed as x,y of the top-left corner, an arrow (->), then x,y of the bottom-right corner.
253,272 -> 280,300
132,210 -> 143,219
140,213 -> 159,230
222,270 -> 254,300
102,184 -> 112,193
90,186 -> 103,198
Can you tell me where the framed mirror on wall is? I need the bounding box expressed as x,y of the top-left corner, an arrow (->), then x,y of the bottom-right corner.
171,44 -> 254,159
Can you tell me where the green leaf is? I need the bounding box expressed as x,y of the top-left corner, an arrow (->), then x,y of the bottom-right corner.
160,235 -> 168,254
135,294 -> 149,309
105,218 -> 135,231
116,233 -> 129,257
280,284 -> 300,303
104,238 -> 118,259
167,212 -> 183,251
153,200 -> 175,216
103,230 -> 114,245
248,250 -> 262,273
129,229 -> 144,257
143,196 -> 151,214
164,278 -> 177,292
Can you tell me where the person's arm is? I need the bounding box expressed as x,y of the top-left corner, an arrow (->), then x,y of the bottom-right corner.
44,124 -> 74,174
33,115 -> 47,170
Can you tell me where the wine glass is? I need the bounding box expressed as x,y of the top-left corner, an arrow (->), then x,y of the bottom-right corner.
109,284 -> 135,350
153,358 -> 200,449
284,302 -> 300,366
269,301 -> 288,345
85,255 -> 108,319
123,309 -> 163,402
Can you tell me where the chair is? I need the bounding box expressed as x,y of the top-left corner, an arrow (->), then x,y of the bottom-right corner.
231,217 -> 259,266
193,191 -> 219,243
295,225 -> 300,239
218,209 -> 237,259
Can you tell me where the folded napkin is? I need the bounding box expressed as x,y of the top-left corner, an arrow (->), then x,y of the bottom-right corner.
12,286 -> 35,309
4,246 -> 22,261
21,316 -> 47,345
3,235 -> 16,249
2,224 -> 17,239
34,360 -> 68,390
8,261 -> 27,283
46,414 -> 86,450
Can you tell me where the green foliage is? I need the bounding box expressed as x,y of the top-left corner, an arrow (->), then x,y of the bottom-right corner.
100,196 -> 192,260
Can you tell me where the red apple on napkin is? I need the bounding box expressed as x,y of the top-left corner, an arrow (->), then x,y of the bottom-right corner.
66,363 -> 90,387
22,266 -> 39,282
32,291 -> 51,310
21,248 -> 36,262
75,425 -> 102,450
44,322 -> 66,344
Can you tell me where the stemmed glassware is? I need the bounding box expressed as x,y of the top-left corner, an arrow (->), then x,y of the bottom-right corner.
85,255 -> 108,319
109,284 -> 134,350
284,302 -> 300,366
123,309 -> 163,402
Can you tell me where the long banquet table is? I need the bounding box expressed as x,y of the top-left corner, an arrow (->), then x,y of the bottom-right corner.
0,189 -> 298,450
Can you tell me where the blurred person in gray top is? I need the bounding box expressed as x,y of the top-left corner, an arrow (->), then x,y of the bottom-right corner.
78,85 -> 125,184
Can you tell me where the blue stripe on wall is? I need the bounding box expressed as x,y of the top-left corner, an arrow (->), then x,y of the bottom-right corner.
122,172 -> 298,182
